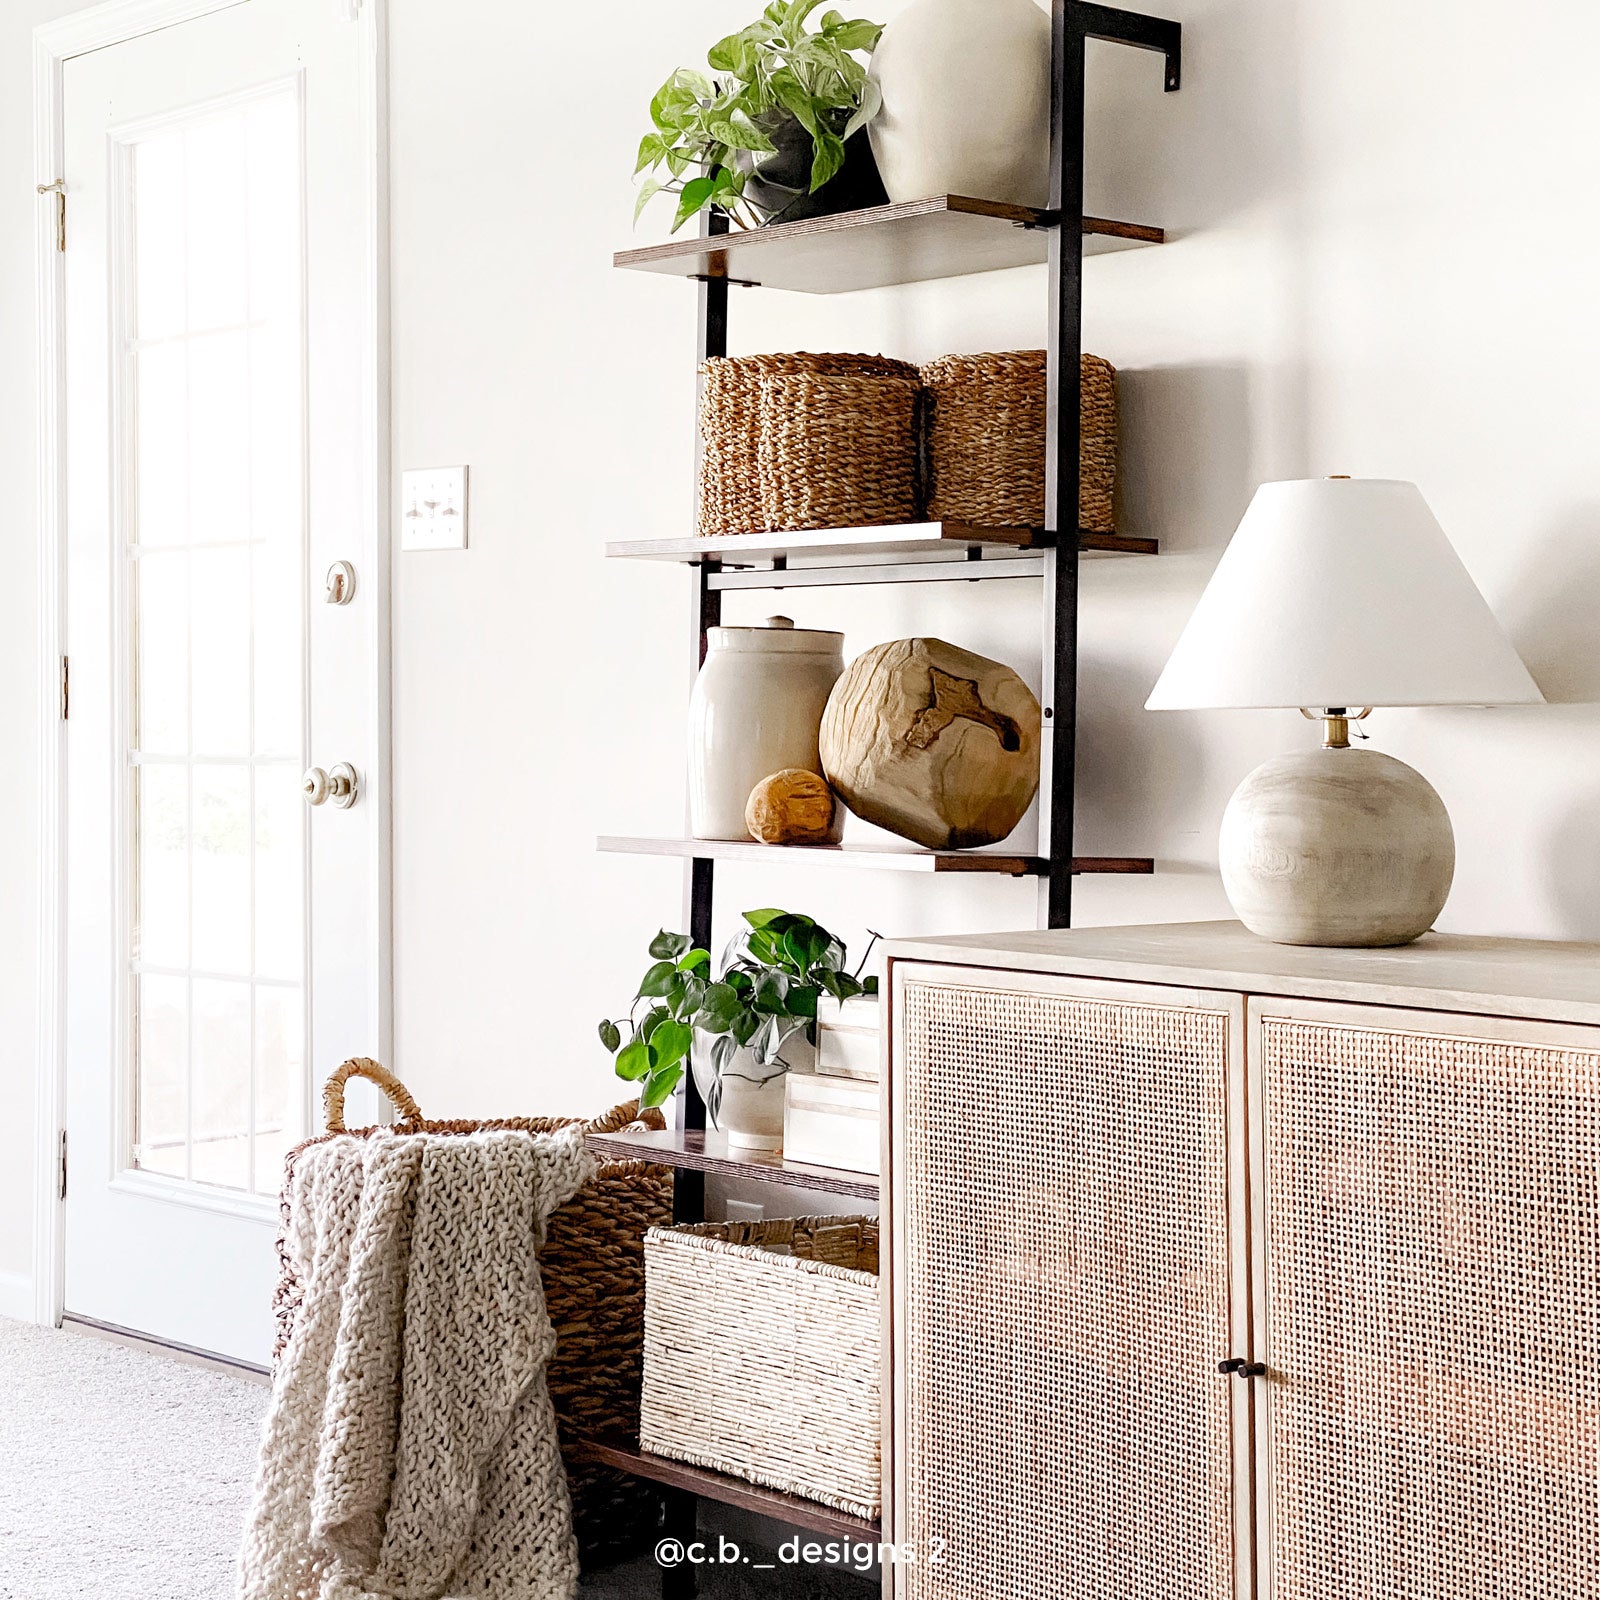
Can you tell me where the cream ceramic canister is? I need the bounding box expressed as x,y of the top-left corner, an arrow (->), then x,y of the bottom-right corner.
688,616 -> 846,841
867,0 -> 1051,208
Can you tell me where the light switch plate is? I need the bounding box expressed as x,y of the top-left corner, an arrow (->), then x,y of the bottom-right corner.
401,465 -> 468,550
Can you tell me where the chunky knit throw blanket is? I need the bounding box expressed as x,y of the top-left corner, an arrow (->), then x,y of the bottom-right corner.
238,1128 -> 596,1600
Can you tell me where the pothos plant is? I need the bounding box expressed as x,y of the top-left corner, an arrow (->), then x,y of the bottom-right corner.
598,908 -> 878,1122
635,0 -> 884,233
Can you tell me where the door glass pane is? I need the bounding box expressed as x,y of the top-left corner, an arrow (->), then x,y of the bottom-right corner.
124,86 -> 306,1194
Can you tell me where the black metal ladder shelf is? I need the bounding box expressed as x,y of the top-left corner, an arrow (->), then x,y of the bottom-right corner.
592,1 -> 1181,1574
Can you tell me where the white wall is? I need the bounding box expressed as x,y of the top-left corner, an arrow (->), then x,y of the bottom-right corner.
4,0 -> 1599,1284
387,0 -> 1600,1128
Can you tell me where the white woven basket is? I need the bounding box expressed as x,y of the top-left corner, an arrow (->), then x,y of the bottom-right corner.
639,1216 -> 881,1518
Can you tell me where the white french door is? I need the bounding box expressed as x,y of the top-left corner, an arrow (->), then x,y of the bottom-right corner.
60,0 -> 385,1366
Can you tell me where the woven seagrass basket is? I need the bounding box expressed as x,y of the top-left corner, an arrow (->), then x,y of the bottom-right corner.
921,349 -> 1118,533
698,352 -> 920,536
639,1215 -> 881,1518
273,1059 -> 673,1562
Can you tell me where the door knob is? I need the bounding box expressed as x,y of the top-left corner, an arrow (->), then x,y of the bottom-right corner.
303,762 -> 359,809
324,561 -> 356,605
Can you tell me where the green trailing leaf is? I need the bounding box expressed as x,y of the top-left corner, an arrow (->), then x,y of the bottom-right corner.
709,115 -> 777,154
638,960 -> 677,998
649,929 -> 692,959
808,125 -> 846,192
615,1038 -> 652,1082
598,1019 -> 622,1053
650,1018 -> 693,1071
639,1062 -> 684,1110
842,73 -> 881,140
632,178 -> 665,224
673,174 -> 718,232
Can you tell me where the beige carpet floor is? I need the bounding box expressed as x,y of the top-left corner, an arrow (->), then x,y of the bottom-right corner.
0,1317 -> 871,1599
0,1317 -> 269,1599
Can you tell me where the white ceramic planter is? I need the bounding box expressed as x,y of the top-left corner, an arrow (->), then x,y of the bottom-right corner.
688,616 -> 845,841
692,1029 -> 816,1152
867,0 -> 1051,208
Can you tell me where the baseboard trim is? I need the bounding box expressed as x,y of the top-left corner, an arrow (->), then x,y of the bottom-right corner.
0,1270 -> 35,1322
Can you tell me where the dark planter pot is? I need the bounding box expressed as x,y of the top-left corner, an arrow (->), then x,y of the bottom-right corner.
729,111 -> 888,227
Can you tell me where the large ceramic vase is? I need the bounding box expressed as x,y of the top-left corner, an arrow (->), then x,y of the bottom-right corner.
691,1029 -> 816,1152
688,616 -> 845,841
867,0 -> 1051,207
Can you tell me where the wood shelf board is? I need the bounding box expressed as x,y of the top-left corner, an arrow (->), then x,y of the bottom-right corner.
598,836 -> 1154,877
572,1432 -> 881,1540
606,523 -> 1158,565
587,1126 -> 880,1200
615,195 -> 1163,294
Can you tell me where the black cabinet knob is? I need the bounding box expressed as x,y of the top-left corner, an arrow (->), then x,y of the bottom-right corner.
1216,1358 -> 1245,1374
1217,1357 -> 1268,1378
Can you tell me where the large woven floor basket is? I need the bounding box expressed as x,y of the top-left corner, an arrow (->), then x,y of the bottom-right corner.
922,349 -> 1118,533
273,1059 -> 673,1562
699,352 -> 920,536
640,1216 -> 882,1518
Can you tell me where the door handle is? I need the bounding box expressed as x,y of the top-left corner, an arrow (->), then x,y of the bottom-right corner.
303,762 -> 359,809
1218,1357 -> 1268,1378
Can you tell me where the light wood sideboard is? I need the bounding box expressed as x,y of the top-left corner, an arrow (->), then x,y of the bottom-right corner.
881,920 -> 1600,1600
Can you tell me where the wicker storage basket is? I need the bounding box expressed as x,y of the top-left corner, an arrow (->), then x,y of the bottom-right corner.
640,1215 -> 881,1518
272,1059 -> 673,1562
699,352 -> 920,536
921,349 -> 1118,533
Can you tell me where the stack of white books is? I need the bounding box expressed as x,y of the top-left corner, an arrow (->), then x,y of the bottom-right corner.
784,995 -> 881,1175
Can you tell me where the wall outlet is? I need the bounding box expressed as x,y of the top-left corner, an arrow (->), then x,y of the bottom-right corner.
725,1199 -> 765,1223
401,465 -> 468,550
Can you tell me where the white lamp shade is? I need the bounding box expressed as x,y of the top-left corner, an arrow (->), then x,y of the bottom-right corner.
1145,478 -> 1544,711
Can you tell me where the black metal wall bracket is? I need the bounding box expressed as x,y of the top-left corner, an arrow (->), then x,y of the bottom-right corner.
1070,1 -> 1183,91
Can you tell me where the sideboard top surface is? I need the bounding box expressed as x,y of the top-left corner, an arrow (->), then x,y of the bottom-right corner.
885,919 -> 1600,1027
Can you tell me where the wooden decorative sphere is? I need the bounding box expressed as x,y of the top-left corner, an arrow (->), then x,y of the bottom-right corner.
819,638 -> 1041,850
744,768 -> 842,845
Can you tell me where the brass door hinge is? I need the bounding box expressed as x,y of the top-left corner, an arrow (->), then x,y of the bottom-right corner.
60,655 -> 69,721
37,181 -> 65,253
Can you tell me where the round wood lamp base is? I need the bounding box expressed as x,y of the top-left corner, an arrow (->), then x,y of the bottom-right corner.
1219,747 -> 1455,948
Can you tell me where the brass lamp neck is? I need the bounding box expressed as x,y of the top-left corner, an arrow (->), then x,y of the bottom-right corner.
1301,706 -> 1373,749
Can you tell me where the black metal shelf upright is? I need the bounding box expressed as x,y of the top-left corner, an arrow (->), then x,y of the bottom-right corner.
606,3 -> 1180,1581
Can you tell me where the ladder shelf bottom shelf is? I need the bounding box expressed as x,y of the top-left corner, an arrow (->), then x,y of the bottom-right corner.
573,1432 -> 881,1542
599,836 -> 1154,878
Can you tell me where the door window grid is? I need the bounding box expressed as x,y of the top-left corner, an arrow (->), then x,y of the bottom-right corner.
121,87 -> 306,1197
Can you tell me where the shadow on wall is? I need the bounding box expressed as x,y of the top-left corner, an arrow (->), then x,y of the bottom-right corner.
1076,652 -> 1211,860
1545,785 -> 1600,941
1116,360 -> 1256,552
1502,502 -> 1600,706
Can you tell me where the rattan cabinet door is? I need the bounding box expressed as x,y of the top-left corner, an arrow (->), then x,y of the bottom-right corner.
1251,998 -> 1600,1600
888,963 -> 1247,1600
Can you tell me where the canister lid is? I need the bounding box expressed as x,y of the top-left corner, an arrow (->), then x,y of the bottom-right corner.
707,615 -> 844,653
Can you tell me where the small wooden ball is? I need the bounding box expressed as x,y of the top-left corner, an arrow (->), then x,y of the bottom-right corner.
745,769 -> 841,846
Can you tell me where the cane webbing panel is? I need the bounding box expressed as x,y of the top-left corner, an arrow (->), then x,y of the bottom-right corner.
897,974 -> 1235,1600
1261,1014 -> 1600,1600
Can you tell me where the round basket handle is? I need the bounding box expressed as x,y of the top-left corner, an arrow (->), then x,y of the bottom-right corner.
589,1100 -> 667,1136
323,1058 -> 424,1133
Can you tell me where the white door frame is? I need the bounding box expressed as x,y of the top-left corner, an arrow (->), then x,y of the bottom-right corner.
32,0 -> 392,1328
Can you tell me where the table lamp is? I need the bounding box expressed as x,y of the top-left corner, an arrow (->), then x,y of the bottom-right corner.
1146,477 -> 1543,947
